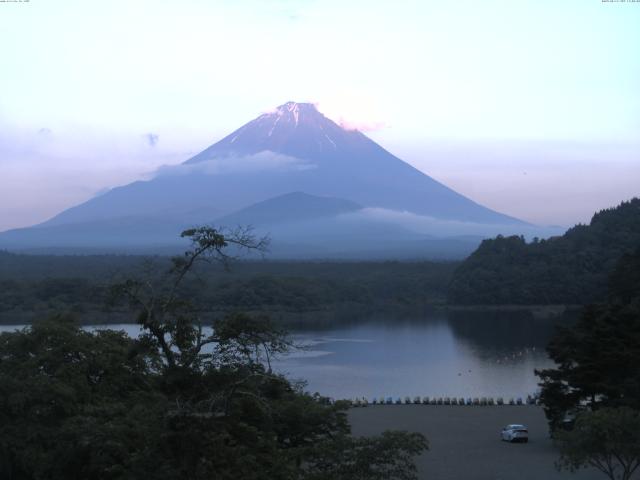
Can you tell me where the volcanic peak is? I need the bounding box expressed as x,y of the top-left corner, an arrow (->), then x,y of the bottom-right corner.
263,101 -> 322,127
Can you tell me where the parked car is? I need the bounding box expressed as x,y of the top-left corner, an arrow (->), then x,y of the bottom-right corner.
501,424 -> 529,443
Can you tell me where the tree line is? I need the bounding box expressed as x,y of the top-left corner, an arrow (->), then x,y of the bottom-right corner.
0,252 -> 455,325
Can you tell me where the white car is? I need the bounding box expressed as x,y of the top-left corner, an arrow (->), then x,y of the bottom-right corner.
501,424 -> 529,443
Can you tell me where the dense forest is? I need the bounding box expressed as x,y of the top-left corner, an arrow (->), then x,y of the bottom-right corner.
448,198 -> 640,305
0,252 -> 457,325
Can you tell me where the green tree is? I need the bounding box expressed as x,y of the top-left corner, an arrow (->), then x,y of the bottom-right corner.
449,198 -> 640,305
536,303 -> 640,429
0,227 -> 428,480
555,407 -> 640,480
0,316 -> 165,480
536,248 -> 640,430
302,430 -> 428,480
110,225 -> 271,371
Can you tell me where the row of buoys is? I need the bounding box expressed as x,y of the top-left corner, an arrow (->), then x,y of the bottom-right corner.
345,394 -> 540,407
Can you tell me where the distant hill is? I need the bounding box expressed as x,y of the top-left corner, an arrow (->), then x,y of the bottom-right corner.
215,192 -> 482,259
218,192 -> 363,226
448,198 -> 640,305
0,191 -> 483,259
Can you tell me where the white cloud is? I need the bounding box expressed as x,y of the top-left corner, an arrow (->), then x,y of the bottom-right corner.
154,151 -> 316,177
338,207 -> 565,239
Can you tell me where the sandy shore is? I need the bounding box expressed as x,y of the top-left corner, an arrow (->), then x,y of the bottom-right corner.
349,405 -> 605,480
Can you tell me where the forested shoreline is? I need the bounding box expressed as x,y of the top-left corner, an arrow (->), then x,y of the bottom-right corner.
0,253 -> 456,325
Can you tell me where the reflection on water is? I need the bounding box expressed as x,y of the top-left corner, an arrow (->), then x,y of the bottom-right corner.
273,311 -> 557,399
0,310 -> 562,399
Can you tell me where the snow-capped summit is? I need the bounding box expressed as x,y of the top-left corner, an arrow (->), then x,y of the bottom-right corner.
186,100 -> 352,163
270,101 -> 315,125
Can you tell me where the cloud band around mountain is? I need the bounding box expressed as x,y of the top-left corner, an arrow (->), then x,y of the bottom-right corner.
154,151 -> 317,177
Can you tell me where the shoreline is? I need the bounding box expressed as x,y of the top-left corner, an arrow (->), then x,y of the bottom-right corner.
0,303 -> 583,326
436,304 -> 582,319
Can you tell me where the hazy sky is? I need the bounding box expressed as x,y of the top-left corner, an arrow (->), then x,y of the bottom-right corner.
1,0 -> 638,231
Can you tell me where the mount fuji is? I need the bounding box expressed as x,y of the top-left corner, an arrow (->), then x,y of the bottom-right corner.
0,102 -> 533,258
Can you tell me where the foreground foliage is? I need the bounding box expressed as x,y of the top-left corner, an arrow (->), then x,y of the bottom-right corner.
0,227 -> 427,479
536,248 -> 640,430
555,407 -> 640,480
536,247 -> 640,479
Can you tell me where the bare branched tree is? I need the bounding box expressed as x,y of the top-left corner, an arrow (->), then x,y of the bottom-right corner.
111,226 -> 272,370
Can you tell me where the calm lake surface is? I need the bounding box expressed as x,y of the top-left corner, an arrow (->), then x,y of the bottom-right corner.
0,311 -> 563,400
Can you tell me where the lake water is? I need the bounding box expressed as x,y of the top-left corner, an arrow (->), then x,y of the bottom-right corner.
0,310 -> 561,400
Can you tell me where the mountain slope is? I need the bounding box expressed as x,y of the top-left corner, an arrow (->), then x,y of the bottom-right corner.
0,216 -> 189,250
448,198 -> 640,305
37,102 -> 523,228
0,101 -> 529,256
217,192 -> 362,227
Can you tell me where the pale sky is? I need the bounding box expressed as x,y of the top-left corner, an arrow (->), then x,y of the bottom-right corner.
0,0 -> 639,231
